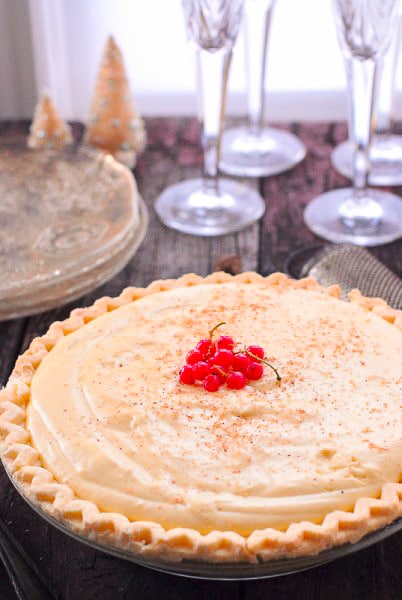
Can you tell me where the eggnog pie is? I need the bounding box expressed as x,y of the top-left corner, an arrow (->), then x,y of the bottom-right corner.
1,272 -> 401,563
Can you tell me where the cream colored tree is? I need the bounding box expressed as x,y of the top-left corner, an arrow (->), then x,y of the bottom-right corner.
28,92 -> 73,149
84,36 -> 146,168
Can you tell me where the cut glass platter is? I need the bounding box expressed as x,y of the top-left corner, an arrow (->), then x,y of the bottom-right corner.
0,140 -> 147,320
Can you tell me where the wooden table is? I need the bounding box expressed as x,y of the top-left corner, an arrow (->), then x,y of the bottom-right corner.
0,119 -> 401,600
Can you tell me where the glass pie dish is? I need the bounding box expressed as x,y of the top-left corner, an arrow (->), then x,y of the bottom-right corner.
3,468 -> 402,580
1,272 -> 401,580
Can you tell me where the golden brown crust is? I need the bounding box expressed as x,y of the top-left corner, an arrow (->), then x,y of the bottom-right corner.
1,272 -> 401,563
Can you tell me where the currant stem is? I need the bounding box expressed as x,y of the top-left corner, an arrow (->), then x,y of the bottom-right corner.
211,364 -> 227,377
209,322 -> 226,338
246,350 -> 281,381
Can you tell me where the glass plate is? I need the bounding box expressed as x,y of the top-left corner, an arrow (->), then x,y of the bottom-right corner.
0,140 -> 148,320
3,463 -> 401,581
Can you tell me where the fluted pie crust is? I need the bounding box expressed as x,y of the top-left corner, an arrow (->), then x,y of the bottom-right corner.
0,272 -> 401,564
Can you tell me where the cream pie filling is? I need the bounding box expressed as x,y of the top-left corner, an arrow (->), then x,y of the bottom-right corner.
28,283 -> 402,535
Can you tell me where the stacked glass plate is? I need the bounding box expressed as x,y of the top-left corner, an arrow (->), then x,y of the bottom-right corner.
0,140 -> 147,320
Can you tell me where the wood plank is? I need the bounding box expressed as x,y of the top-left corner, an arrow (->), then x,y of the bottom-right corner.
259,122 -> 402,276
0,568 -> 16,599
0,319 -> 26,386
243,538 -> 402,600
133,117 -> 259,282
0,318 -> 29,600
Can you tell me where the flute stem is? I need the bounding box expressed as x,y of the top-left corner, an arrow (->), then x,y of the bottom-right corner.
197,47 -> 231,194
339,56 -> 383,230
244,0 -> 276,135
347,56 -> 375,195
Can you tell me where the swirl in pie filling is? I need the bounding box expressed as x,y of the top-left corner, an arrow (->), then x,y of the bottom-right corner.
28,283 -> 402,535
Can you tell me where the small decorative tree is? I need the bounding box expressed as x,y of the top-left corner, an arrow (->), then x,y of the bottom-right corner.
28,92 -> 73,149
84,36 -> 146,168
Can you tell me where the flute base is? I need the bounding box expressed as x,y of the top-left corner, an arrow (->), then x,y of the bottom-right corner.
220,126 -> 306,177
304,188 -> 402,246
332,134 -> 402,186
155,178 -> 265,236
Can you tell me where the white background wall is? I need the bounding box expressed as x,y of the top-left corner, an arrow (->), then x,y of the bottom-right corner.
1,0 -> 402,122
0,0 -> 35,118
62,0 -> 348,120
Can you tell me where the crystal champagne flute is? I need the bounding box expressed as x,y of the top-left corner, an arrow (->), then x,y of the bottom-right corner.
219,0 -> 306,178
331,7 -> 402,186
304,0 -> 402,246
155,0 -> 265,236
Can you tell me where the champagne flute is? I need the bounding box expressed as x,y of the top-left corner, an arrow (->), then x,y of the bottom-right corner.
155,0 -> 265,236
220,0 -> 306,178
304,0 -> 402,246
331,8 -> 402,185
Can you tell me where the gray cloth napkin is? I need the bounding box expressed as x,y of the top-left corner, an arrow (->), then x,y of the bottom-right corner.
300,244 -> 402,309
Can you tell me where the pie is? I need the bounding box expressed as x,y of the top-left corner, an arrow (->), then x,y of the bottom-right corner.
1,272 -> 401,563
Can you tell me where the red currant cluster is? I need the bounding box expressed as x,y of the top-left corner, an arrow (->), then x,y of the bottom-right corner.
179,323 -> 281,392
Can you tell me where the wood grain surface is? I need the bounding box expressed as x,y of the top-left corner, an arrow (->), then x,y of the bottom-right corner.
0,119 -> 401,600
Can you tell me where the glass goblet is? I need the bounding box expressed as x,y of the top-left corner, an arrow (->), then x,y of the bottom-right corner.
331,9 -> 402,186
304,0 -> 402,246
155,0 -> 265,237
220,0 -> 306,178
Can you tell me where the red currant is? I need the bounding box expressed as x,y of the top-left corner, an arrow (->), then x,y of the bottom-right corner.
212,349 -> 234,368
245,361 -> 264,380
179,365 -> 195,385
232,353 -> 250,373
180,327 -> 278,390
227,371 -> 246,389
186,349 -> 203,366
246,345 -> 264,360
217,335 -> 235,351
203,373 -> 221,392
196,339 -> 216,358
192,361 -> 211,381
210,365 -> 229,383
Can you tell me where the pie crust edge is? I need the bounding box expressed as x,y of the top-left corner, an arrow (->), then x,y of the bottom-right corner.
1,271 -> 401,564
